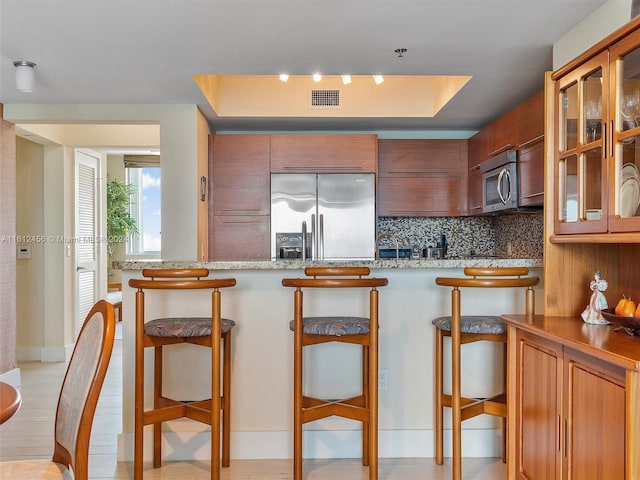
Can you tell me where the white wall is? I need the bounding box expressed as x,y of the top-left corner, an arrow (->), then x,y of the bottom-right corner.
15,138 -> 45,356
4,104 -> 201,261
15,141 -> 79,360
5,104 -> 201,359
554,0 -> 633,69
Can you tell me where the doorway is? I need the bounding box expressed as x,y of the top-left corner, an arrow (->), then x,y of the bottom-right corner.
74,149 -> 101,336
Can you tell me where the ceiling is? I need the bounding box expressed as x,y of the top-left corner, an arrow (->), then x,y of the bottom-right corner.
0,0 -> 610,133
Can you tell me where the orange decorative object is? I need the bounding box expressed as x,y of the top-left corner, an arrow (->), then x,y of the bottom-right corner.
621,299 -> 637,317
615,296 -> 628,315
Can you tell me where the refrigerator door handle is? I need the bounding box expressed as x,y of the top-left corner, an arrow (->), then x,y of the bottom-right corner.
311,214 -> 316,261
319,214 -> 324,261
301,221 -> 307,261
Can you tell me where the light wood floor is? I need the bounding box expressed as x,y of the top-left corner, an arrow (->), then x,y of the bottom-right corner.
0,332 -> 505,479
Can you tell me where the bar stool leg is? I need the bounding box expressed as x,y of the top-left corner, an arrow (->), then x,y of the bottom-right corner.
368,288 -> 379,480
211,289 -> 222,480
502,343 -> 507,463
222,331 -> 232,468
362,345 -> 370,466
134,290 -> 145,480
293,289 -> 303,480
434,326 -> 444,465
451,287 -> 462,480
153,346 -> 163,468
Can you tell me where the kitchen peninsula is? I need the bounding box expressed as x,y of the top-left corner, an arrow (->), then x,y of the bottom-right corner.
115,257 -> 542,462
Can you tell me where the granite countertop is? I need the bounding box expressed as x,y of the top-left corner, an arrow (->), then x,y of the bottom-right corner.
114,257 -> 543,271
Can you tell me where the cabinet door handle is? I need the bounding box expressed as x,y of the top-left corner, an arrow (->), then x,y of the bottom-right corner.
280,165 -> 363,171
611,120 -> 615,159
220,208 -> 263,213
603,122 -> 607,159
488,143 -> 514,158
564,419 -> 568,457
386,210 -> 448,215
386,170 -> 449,175
520,192 -> 544,199
220,219 -> 263,224
518,135 -> 544,149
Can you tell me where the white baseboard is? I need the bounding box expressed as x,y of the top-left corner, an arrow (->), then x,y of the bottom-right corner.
15,345 -> 70,362
0,367 -> 21,388
117,428 -> 503,462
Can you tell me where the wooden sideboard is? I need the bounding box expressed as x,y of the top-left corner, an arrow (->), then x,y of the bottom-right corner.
503,314 -> 640,480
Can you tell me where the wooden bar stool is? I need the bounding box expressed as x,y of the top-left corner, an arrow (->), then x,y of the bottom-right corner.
128,268 -> 236,480
432,267 -> 538,480
281,267 -> 388,480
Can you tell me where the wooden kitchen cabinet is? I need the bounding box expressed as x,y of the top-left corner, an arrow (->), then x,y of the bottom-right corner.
515,90 -> 545,147
551,21 -> 640,239
486,107 -> 519,158
377,174 -> 463,216
210,215 -> 270,260
467,129 -> 487,215
378,139 -> 467,174
563,348 -> 626,480
466,90 -> 544,214
209,134 -> 270,215
516,332 -> 561,480
377,139 -> 467,216
516,90 -> 545,207
517,136 -> 545,207
505,315 -> 639,480
270,134 -> 377,173
208,134 -> 271,260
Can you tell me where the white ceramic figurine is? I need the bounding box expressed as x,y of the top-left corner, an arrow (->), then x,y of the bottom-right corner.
581,271 -> 609,325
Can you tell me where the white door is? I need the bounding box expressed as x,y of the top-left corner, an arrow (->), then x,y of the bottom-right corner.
75,149 -> 101,335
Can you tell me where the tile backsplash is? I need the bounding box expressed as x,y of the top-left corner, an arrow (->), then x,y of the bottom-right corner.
377,212 -> 543,259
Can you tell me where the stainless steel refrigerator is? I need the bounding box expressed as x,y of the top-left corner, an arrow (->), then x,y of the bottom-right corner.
271,173 -> 376,261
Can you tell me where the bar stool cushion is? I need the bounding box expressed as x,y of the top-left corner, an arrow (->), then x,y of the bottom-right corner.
432,315 -> 506,335
144,317 -> 236,338
289,316 -> 370,336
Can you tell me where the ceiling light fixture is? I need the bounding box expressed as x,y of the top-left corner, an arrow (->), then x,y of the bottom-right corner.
312,73 -> 322,82
395,48 -> 408,58
341,75 -> 352,85
373,75 -> 384,85
279,73 -> 289,82
13,60 -> 36,93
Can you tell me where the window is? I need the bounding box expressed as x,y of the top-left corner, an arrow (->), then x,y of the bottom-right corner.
126,165 -> 161,256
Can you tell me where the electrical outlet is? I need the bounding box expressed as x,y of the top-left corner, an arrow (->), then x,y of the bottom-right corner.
378,368 -> 388,390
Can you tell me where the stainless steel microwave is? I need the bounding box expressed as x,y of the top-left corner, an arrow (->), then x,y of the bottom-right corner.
481,149 -> 518,213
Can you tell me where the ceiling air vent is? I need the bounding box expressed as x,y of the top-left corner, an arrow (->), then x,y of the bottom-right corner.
310,89 -> 341,109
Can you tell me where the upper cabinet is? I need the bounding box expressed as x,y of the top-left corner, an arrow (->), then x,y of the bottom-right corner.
210,134 -> 271,216
552,25 -> 640,238
208,134 -> 271,260
467,90 -> 545,213
377,139 -> 468,216
516,91 -> 546,207
467,128 -> 487,215
270,134 -> 377,173
486,107 -> 519,157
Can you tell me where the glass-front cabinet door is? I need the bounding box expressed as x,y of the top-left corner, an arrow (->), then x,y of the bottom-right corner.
555,52 -> 609,234
609,29 -> 640,232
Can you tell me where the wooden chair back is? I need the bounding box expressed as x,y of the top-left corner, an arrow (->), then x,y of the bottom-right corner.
282,266 -> 388,289
436,267 -> 539,315
128,268 -> 236,291
53,300 -> 116,480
